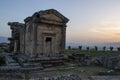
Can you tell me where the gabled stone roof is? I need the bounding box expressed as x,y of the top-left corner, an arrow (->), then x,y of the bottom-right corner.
24,9 -> 69,24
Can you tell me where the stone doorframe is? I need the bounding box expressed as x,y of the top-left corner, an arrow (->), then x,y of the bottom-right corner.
42,33 -> 56,56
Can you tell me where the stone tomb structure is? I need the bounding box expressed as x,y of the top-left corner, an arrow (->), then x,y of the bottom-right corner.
8,9 -> 69,67
24,9 -> 69,57
8,9 -> 69,57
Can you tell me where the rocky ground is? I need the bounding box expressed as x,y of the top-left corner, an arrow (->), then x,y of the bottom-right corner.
91,76 -> 120,80
0,72 -> 120,80
0,51 -> 120,80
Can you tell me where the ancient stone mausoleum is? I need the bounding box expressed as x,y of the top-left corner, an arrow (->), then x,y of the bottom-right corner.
8,9 -> 69,58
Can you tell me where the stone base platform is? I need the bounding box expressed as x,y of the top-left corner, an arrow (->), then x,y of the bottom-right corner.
16,54 -> 66,68
28,56 -> 65,68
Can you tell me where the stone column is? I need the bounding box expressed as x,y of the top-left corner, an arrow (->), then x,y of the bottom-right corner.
14,40 -> 17,53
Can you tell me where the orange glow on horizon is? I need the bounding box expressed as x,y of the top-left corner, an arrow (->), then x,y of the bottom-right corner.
67,18 -> 120,43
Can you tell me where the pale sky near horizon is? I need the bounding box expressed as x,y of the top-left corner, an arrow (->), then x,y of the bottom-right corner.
1,0 -> 120,44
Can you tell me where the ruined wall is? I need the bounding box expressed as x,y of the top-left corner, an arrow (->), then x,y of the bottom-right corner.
19,26 -> 26,53
8,22 -> 25,53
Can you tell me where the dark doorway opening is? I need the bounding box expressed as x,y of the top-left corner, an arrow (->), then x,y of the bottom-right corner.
46,37 -> 52,42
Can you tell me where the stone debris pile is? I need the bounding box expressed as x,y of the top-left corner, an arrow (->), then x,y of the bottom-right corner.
69,53 -> 91,66
96,54 -> 120,69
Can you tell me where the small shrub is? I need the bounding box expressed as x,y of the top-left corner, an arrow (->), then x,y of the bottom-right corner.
0,56 -> 6,66
0,48 -> 2,53
68,46 -> 71,50
94,46 -> 98,51
78,46 -> 82,50
86,46 -> 90,51
103,46 -> 106,51
117,47 -> 120,51
109,46 -> 114,51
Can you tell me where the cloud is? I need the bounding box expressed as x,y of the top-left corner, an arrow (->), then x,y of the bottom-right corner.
90,18 -> 120,42
91,26 -> 120,35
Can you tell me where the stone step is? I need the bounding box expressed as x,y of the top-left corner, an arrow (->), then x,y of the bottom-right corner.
0,66 -> 20,73
20,66 -> 43,72
7,63 -> 20,66
22,62 -> 42,67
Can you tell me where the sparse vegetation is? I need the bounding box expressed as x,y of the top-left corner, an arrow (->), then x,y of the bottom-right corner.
68,46 -> 71,50
24,72 -> 30,80
86,46 -> 90,51
63,49 -> 120,76
64,49 -> 119,57
103,46 -> 106,51
109,46 -> 114,51
0,48 -> 1,53
0,56 -> 6,66
78,46 -> 82,51
117,47 -> 120,51
94,46 -> 98,51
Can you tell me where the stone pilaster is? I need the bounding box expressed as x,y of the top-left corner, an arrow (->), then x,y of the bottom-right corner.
61,24 -> 66,53
33,24 -> 37,57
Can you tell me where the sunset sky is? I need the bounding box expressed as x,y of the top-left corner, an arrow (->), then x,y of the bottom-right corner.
1,0 -> 120,45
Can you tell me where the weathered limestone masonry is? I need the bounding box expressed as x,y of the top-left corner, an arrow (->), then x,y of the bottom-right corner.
24,9 -> 69,57
8,22 -> 25,53
8,9 -> 69,57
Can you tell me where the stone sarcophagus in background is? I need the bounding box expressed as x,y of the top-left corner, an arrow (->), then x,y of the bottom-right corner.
8,9 -> 69,58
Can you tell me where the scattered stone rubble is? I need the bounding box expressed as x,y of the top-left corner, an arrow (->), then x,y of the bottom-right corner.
96,54 -> 120,69
30,74 -> 81,80
69,53 -> 91,66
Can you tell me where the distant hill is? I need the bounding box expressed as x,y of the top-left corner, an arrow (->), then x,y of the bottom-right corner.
0,37 -> 9,43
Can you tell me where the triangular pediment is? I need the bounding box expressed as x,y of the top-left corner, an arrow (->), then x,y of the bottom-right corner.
41,14 -> 63,22
24,9 -> 69,24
